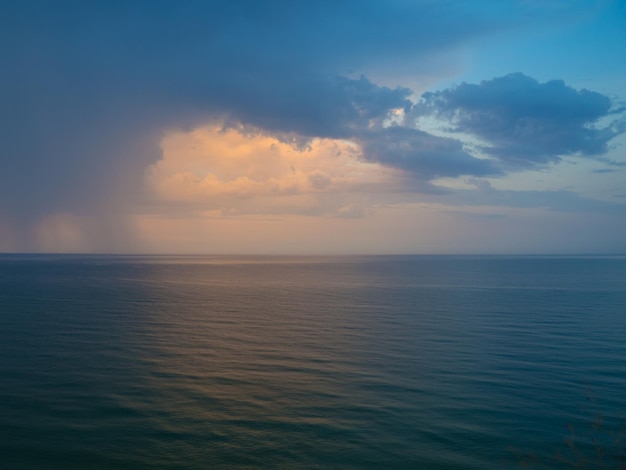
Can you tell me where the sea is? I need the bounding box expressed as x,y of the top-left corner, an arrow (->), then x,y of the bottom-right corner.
1,254 -> 625,469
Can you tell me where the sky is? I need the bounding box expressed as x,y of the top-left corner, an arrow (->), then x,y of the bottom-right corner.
1,0 -> 625,254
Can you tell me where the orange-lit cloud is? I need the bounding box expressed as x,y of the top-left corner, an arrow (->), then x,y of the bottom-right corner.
146,126 -> 401,217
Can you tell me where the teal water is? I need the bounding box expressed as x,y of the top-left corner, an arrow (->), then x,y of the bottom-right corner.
1,255 -> 625,469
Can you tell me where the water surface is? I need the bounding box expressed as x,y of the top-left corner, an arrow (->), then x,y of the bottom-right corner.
1,255 -> 625,468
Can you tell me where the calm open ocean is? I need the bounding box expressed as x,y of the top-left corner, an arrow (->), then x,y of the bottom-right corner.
1,255 -> 625,469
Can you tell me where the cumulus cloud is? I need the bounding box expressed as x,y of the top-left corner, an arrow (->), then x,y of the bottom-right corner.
413,73 -> 626,168
146,126 -> 400,218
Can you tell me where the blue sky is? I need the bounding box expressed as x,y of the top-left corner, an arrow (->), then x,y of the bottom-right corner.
1,0 -> 624,254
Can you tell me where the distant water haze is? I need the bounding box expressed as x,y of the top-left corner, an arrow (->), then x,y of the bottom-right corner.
1,255 -> 625,468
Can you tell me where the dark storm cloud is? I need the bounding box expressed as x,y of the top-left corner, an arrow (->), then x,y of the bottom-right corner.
414,73 -> 626,168
0,0 -> 498,238
356,126 -> 501,180
217,75 -> 412,139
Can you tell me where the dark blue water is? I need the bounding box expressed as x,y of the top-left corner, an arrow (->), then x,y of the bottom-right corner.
1,255 -> 625,469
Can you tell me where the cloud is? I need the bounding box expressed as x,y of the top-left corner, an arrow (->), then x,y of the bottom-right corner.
356,126 -> 501,180
146,126 -> 400,218
413,73 -> 626,168
1,1 -> 623,252
1,0 -> 504,249
147,125 -> 626,224
219,75 -> 412,139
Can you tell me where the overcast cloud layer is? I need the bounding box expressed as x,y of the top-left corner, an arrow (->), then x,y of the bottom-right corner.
1,0 -> 624,252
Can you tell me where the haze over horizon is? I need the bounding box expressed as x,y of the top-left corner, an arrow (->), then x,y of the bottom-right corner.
2,1 -> 625,255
